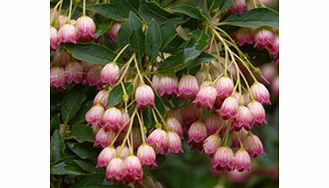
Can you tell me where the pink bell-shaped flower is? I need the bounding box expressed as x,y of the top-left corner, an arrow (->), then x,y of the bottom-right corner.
137,144 -> 157,168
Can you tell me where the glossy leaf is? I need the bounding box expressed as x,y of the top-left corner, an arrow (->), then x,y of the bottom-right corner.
50,130 -> 66,164
70,100 -> 93,126
71,174 -> 127,188
186,53 -> 215,69
139,0 -> 174,23
51,156 -> 86,175
67,142 -> 100,162
94,20 -> 112,38
61,85 -> 86,124
50,114 -> 60,135
107,82 -> 133,107
208,0 -> 233,11
170,4 -> 206,20
220,8 -> 279,29
68,124 -> 94,143
145,19 -> 163,61
160,17 -> 185,48
73,160 -> 103,174
128,12 -> 145,58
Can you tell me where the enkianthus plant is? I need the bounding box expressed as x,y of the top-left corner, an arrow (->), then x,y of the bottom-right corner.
50,0 -> 279,187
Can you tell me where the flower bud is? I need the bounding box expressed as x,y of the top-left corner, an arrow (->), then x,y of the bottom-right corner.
100,62 -> 120,87
135,84 -> 155,110
96,146 -> 117,168
85,104 -> 104,126
58,23 -> 78,43
94,128 -> 115,148
212,146 -> 235,171
235,28 -> 254,46
102,107 -> 123,131
166,116 -> 183,138
181,103 -> 201,127
106,157 -> 125,183
247,101 -> 267,125
76,15 -> 96,41
50,66 -> 66,89
269,36 -> 279,56
218,96 -> 239,120
177,75 -> 199,99
234,106 -> 254,131
50,26 -> 59,50
108,22 -> 121,42
65,62 -> 83,84
147,128 -> 168,155
86,65 -> 102,88
205,114 -> 223,135
137,144 -> 157,168
116,145 -> 130,160
188,121 -> 207,151
158,76 -> 178,97
254,29 -> 274,49
203,134 -> 221,156
122,155 -> 143,184
251,82 -> 271,105
243,134 -> 265,157
151,75 -> 161,91
167,131 -> 183,154
215,77 -> 234,97
193,82 -> 217,111
229,0 -> 247,16
272,76 -> 279,97
93,90 -> 109,108
234,149 -> 251,172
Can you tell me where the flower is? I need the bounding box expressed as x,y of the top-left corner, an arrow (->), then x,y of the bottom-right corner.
85,104 -> 105,126
254,29 -> 274,48
193,82 -> 217,110
215,77 -> 234,97
93,90 -> 109,108
166,116 -> 183,139
147,128 -> 168,155
272,76 -> 279,97
96,146 -> 117,168
218,96 -> 239,120
177,75 -> 199,99
116,145 -> 130,160
251,82 -> 271,105
50,26 -> 59,50
188,121 -> 207,151
108,22 -> 121,42
102,107 -> 123,131
50,66 -> 66,89
121,110 -> 130,132
261,63 -> 277,83
76,15 -> 96,41
212,146 -> 235,171
234,149 -> 251,172
181,103 -> 201,127
205,114 -> 223,135
231,129 -> 248,148
94,128 -> 115,148
234,106 -> 254,131
235,28 -> 254,46
106,157 -> 125,183
135,84 -> 155,110
229,0 -> 247,16
122,155 -> 143,184
247,101 -> 267,125
58,23 -> 78,43
65,62 -> 83,84
137,144 -> 157,168
158,76 -> 178,97
269,36 -> 279,56
203,134 -> 221,157
243,134 -> 265,157
151,75 -> 161,91
86,65 -> 102,88
100,62 -> 120,87
167,131 -> 183,154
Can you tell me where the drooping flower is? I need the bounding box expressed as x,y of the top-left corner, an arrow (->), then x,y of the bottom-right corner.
254,29 -> 274,49
102,107 -> 123,131
188,121 -> 208,151
243,134 -> 265,157
251,82 -> 271,105
93,90 -> 109,108
212,146 -> 235,171
94,128 -> 115,148
234,149 -> 251,172
247,101 -> 267,125
58,23 -> 78,43
50,26 -> 59,50
235,28 -> 254,46
135,84 -> 155,110
234,106 -> 254,131
86,65 -> 102,88
65,62 -> 83,84
147,128 -> 168,155
177,75 -> 199,99
151,75 -> 161,91
166,116 -> 183,139
96,146 -> 117,168
218,96 -> 239,120
215,77 -> 234,97
116,145 -> 130,160
158,76 -> 178,97
167,131 -> 183,154
231,129 -> 248,148
205,114 -> 223,135
75,15 -> 96,41
203,134 -> 221,157
122,155 -> 143,184
106,157 -> 125,183
50,66 -> 66,89
229,0 -> 247,16
181,103 -> 201,127
108,22 -> 121,42
137,144 -> 157,168
269,36 -> 279,56
100,62 -> 120,87
193,82 -> 217,110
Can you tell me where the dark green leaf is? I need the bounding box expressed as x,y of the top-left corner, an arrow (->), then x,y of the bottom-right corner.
155,94 -> 166,117
95,20 -> 112,38
170,4 -> 205,20
61,85 -> 86,124
139,0 -> 175,23
142,108 -> 154,129
73,160 -> 103,174
186,53 -> 215,69
117,21 -> 132,49
51,156 -> 86,175
220,8 -> 279,29
107,82 -> 133,107
208,0 -> 233,11
50,130 -> 66,164
70,100 -> 93,126
161,0 -> 174,7
71,174 -> 127,188
160,17 -> 186,48
65,43 -> 121,65
50,114 -> 60,135
158,53 -> 185,75
128,12 -> 145,58
68,124 -> 94,143
67,142 -> 100,162
145,19 -> 163,61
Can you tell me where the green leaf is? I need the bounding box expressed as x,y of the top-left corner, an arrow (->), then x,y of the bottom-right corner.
50,130 -> 66,164
155,94 -> 166,117
73,160 -> 103,174
50,114 -> 60,135
158,53 -> 185,75
68,124 -> 94,143
71,174 -> 127,188
117,21 -> 132,49
64,43 -> 121,65
220,8 -> 279,29
70,100 -> 93,126
208,0 -> 233,11
145,19 -> 163,61
139,0 -> 175,23
142,108 -> 154,129
94,20 -> 112,38
87,0 -> 136,21
107,82 -> 133,107
170,4 -> 206,20
186,53 -> 215,69
51,156 -> 86,175
128,12 -> 145,58
67,142 -> 100,162
61,85 -> 86,124
160,17 -> 185,48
